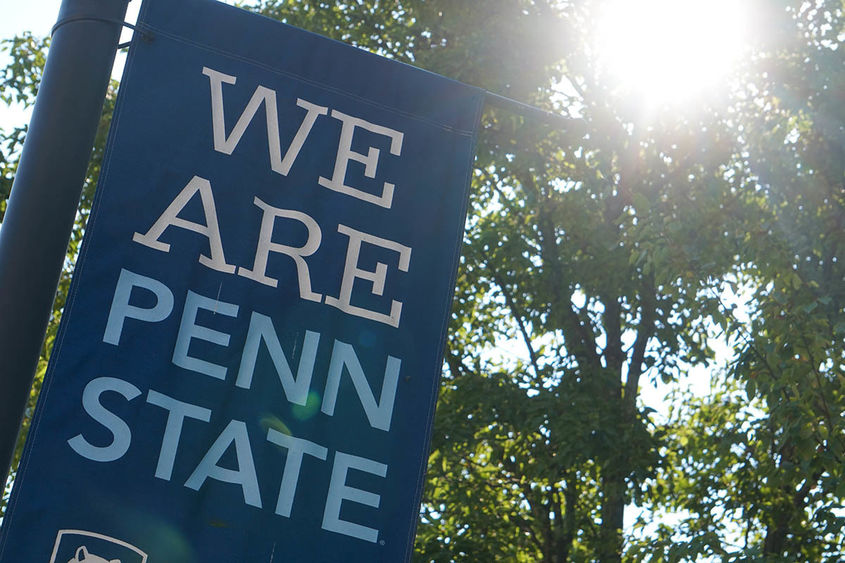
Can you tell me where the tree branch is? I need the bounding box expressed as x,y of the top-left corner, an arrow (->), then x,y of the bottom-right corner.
625,274 -> 657,406
517,169 -> 601,369
488,263 -> 543,380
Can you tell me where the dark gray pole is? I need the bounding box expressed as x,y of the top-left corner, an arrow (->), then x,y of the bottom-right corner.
0,0 -> 129,489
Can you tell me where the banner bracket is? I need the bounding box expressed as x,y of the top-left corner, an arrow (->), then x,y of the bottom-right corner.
51,16 -> 153,49
484,90 -> 583,132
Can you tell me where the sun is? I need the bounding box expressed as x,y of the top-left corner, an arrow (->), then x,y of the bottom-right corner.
594,0 -> 748,107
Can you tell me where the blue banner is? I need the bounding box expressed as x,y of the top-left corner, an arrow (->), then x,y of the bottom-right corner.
0,0 -> 483,560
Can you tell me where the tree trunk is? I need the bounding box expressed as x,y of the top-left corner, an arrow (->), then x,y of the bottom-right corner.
763,474 -> 817,557
597,469 -> 625,563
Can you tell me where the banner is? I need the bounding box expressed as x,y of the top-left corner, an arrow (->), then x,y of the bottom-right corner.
0,0 -> 483,560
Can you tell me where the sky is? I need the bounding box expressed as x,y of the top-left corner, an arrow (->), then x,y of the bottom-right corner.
0,1 -> 68,42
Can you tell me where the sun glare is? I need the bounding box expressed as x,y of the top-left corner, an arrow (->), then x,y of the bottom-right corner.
595,0 -> 748,107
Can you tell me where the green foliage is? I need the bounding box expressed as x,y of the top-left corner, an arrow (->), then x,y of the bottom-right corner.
251,0 -> 566,101
0,33 -> 47,107
0,33 -> 48,221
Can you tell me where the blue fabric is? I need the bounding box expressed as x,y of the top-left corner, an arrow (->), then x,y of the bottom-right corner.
0,1 -> 483,561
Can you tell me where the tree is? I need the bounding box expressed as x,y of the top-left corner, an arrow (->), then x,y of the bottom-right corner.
633,1 -> 845,560
250,2 -> 696,558
738,10 -> 845,555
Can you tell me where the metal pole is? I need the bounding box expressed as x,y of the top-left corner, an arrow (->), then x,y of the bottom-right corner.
0,0 -> 129,489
